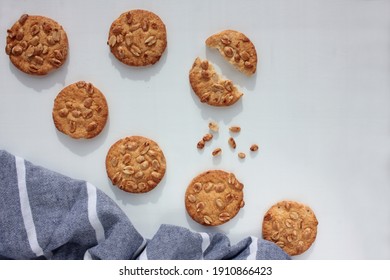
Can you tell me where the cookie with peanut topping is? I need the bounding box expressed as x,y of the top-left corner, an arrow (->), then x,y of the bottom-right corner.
185,170 -> 244,226
206,30 -> 257,76
108,9 -> 167,66
106,136 -> 167,193
262,200 -> 318,256
189,57 -> 243,107
5,14 -> 68,75
52,81 -> 108,139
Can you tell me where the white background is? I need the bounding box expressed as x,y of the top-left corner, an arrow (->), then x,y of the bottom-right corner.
0,0 -> 389,259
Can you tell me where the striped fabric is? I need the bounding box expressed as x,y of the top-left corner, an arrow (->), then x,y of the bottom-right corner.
0,150 -> 289,260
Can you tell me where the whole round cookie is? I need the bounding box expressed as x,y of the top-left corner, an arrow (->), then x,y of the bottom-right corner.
5,14 -> 68,75
108,9 -> 167,66
206,30 -> 257,76
262,200 -> 318,256
106,136 -> 167,193
189,57 -> 243,107
185,170 -> 245,226
52,81 -> 109,139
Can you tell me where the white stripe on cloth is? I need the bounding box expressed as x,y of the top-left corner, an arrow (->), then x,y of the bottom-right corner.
246,236 -> 258,260
15,156 -> 46,258
83,182 -> 105,260
199,232 -> 210,259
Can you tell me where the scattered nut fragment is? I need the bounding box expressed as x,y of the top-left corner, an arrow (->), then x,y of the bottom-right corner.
250,144 -> 259,152
203,133 -> 213,142
238,152 -> 246,159
228,137 -> 236,149
197,139 -> 205,149
199,122 -> 258,161
212,148 -> 222,157
208,121 -> 219,132
229,126 -> 241,133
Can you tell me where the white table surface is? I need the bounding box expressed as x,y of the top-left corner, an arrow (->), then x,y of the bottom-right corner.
1,0 -> 389,259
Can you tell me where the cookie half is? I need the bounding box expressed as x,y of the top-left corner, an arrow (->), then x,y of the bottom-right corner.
189,57 -> 243,107
108,9 -> 167,66
185,170 -> 245,226
262,200 -> 318,256
206,30 -> 257,76
52,81 -> 109,139
5,14 -> 68,75
106,136 -> 167,193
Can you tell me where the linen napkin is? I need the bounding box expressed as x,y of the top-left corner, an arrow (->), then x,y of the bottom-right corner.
0,150 -> 289,260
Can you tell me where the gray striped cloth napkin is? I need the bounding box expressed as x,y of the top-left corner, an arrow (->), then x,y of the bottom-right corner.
0,150 -> 289,260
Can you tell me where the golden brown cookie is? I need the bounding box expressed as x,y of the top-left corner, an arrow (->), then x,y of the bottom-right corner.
185,170 -> 245,226
52,81 -> 109,139
108,9 -> 167,66
262,200 -> 318,256
206,30 -> 257,76
189,57 -> 243,107
106,136 -> 167,193
5,14 -> 68,75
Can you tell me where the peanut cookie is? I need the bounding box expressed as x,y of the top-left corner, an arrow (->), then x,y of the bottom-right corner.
52,81 -> 109,139
108,9 -> 167,66
189,57 -> 243,107
262,200 -> 318,256
206,30 -> 257,76
185,170 -> 245,226
106,136 -> 166,193
5,14 -> 68,75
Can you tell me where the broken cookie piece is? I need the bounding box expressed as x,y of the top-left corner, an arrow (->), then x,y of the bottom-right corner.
189,57 -> 243,107
206,30 -> 257,76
